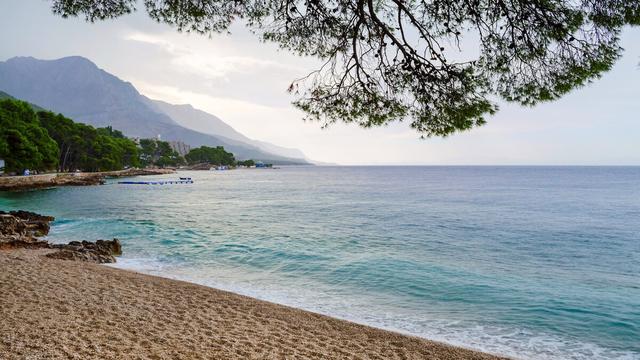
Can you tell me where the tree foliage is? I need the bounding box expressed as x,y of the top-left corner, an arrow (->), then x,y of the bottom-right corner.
237,159 -> 256,167
0,100 -> 59,173
139,138 -> 184,167
185,146 -> 236,166
50,0 -> 639,136
38,112 -> 141,172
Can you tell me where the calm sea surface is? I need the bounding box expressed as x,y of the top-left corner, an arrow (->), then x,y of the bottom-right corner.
1,166 -> 638,359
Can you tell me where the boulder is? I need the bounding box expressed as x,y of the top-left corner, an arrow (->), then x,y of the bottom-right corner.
0,211 -> 54,246
0,210 -> 122,264
0,214 -> 27,238
4,210 -> 55,223
49,238 -> 122,264
96,239 -> 122,256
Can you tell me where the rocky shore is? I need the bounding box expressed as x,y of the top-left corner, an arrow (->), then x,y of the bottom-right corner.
0,168 -> 175,191
0,210 -> 121,263
102,168 -> 176,178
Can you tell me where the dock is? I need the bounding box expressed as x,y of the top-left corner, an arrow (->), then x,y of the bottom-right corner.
118,179 -> 193,185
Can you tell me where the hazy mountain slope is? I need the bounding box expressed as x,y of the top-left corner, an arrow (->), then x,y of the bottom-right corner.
0,56 -> 177,127
146,99 -> 247,142
250,139 -> 307,160
0,89 -> 45,111
0,56 -> 307,163
147,98 -> 308,160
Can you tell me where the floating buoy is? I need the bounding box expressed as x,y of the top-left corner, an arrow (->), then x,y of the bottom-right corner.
118,179 -> 194,185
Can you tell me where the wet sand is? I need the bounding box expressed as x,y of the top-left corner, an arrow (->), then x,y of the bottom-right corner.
0,249 -> 507,360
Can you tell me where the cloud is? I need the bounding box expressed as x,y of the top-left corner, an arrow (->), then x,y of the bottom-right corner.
124,31 -> 302,80
125,32 -> 170,47
131,79 -> 319,138
120,28 -> 640,166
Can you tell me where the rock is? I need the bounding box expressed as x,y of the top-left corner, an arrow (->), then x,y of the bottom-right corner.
0,238 -> 50,250
0,173 -> 105,191
49,238 -> 122,264
103,168 -> 176,178
4,210 -> 55,223
0,210 -> 122,264
5,210 -> 54,236
96,239 -> 122,256
0,211 -> 55,246
0,169 -> 175,191
184,163 -> 213,170
0,214 -> 26,238
46,249 -> 116,263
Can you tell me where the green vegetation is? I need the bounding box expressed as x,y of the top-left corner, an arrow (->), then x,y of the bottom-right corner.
0,97 -> 241,173
0,98 -> 141,173
37,112 -> 140,172
50,0 -> 639,137
185,146 -> 235,166
0,91 -> 12,100
0,100 -> 59,173
237,159 -> 255,167
0,90 -> 45,111
139,139 -> 184,168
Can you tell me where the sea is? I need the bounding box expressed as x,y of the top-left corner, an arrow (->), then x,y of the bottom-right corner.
1,166 -> 638,359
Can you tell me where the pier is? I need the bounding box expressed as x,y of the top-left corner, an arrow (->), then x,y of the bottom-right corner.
118,179 -> 193,185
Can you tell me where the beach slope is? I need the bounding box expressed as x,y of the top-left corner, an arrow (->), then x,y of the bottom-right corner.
0,249 -> 506,360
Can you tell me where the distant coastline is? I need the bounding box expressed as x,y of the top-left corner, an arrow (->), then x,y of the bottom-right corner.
0,168 -> 174,191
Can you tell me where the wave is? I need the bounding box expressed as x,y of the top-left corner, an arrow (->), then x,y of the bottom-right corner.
109,256 -> 640,360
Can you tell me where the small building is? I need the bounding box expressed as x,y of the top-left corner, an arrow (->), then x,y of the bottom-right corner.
0,159 -> 5,173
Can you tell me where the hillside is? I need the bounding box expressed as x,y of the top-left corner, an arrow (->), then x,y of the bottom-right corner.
0,90 -> 45,111
0,56 -> 308,164
147,99 -> 308,160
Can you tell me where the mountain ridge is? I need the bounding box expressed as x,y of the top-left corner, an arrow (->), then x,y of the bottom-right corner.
147,98 -> 308,160
0,56 -> 309,164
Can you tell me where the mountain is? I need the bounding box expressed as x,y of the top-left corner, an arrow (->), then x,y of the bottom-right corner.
147,99 -> 308,160
0,89 -> 45,111
0,56 -> 308,164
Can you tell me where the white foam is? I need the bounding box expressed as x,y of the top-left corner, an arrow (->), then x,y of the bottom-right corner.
108,258 -> 639,360
107,257 -> 169,274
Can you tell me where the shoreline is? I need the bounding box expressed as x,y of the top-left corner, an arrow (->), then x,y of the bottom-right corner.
0,168 -> 175,191
0,248 -> 507,359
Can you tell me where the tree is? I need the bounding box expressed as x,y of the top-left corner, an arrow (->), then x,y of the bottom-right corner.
0,100 -> 139,173
97,126 -> 126,139
185,146 -> 236,166
138,138 -> 184,167
0,100 -> 59,173
237,159 -> 256,167
38,111 -> 140,172
50,0 -> 639,136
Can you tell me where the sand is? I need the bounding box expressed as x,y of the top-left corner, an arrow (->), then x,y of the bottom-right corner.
0,249 -> 507,360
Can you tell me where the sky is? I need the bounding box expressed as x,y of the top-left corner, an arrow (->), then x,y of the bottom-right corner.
0,1 -> 639,165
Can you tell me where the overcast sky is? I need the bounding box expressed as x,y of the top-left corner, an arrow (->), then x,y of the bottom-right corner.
1,1 -> 639,165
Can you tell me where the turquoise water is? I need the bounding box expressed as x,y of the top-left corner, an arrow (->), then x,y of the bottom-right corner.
1,166 -> 638,359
